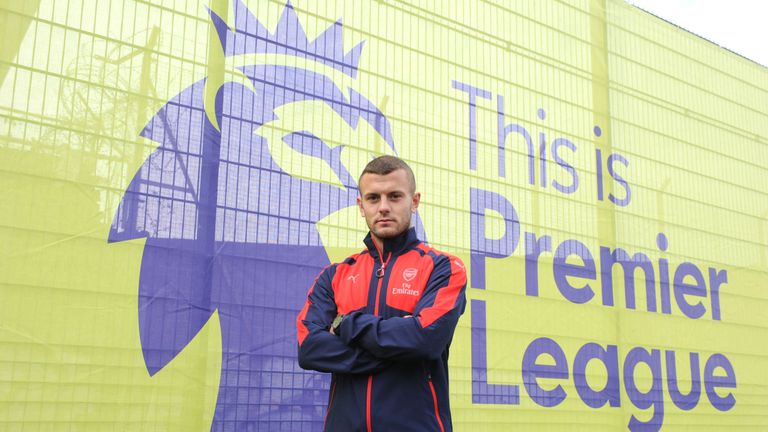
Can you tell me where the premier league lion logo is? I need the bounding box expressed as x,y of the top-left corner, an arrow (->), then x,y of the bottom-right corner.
108,1 -> 424,429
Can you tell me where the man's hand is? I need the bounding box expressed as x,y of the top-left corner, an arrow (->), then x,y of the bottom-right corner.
330,314 -> 345,335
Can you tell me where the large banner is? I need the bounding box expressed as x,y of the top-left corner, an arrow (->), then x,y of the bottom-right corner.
1,0 -> 767,430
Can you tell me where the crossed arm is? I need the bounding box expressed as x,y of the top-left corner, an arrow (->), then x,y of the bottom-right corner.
296,256 -> 467,374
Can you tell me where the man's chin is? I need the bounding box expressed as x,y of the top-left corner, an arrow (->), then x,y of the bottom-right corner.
372,227 -> 405,239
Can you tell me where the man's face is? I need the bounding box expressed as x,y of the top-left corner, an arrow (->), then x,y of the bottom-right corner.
357,169 -> 420,245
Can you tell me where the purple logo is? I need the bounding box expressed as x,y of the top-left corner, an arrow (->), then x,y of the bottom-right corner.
108,1 -> 423,429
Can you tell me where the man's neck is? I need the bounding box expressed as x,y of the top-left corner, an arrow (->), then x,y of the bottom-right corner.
370,234 -> 384,253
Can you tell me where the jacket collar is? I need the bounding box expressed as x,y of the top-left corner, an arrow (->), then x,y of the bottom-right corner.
363,227 -> 419,260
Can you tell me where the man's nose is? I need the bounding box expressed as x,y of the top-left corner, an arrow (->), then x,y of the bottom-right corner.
378,197 -> 391,213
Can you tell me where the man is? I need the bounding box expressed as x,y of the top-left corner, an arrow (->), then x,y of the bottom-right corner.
297,155 -> 467,431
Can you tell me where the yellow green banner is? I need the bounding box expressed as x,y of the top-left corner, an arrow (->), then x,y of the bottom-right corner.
1,0 -> 766,430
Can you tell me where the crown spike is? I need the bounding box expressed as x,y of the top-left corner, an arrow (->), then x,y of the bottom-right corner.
233,0 -> 268,40
314,19 -> 343,62
273,1 -> 309,53
210,0 -> 363,77
345,41 -> 365,78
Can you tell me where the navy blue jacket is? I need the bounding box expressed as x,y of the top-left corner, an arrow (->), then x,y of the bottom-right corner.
297,228 -> 467,431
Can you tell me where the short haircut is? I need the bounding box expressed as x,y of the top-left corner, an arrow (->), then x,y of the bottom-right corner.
359,155 -> 416,193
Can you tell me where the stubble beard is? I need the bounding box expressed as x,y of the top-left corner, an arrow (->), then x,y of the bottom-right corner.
370,216 -> 411,241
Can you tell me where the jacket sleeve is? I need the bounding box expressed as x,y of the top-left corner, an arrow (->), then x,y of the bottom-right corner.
337,254 -> 467,361
297,265 -> 391,374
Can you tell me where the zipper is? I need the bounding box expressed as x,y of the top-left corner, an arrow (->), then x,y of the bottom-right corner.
428,374 -> 446,432
372,241 -> 391,283
372,245 -> 390,315
367,241 -> 390,432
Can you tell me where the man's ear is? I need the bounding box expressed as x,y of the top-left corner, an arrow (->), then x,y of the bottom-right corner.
411,192 -> 421,213
357,195 -> 365,217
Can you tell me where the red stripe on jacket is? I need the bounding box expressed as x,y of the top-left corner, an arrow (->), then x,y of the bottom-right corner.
418,252 -> 466,329
296,265 -> 332,346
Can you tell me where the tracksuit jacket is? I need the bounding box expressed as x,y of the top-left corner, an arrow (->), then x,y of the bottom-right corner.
297,228 -> 467,431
